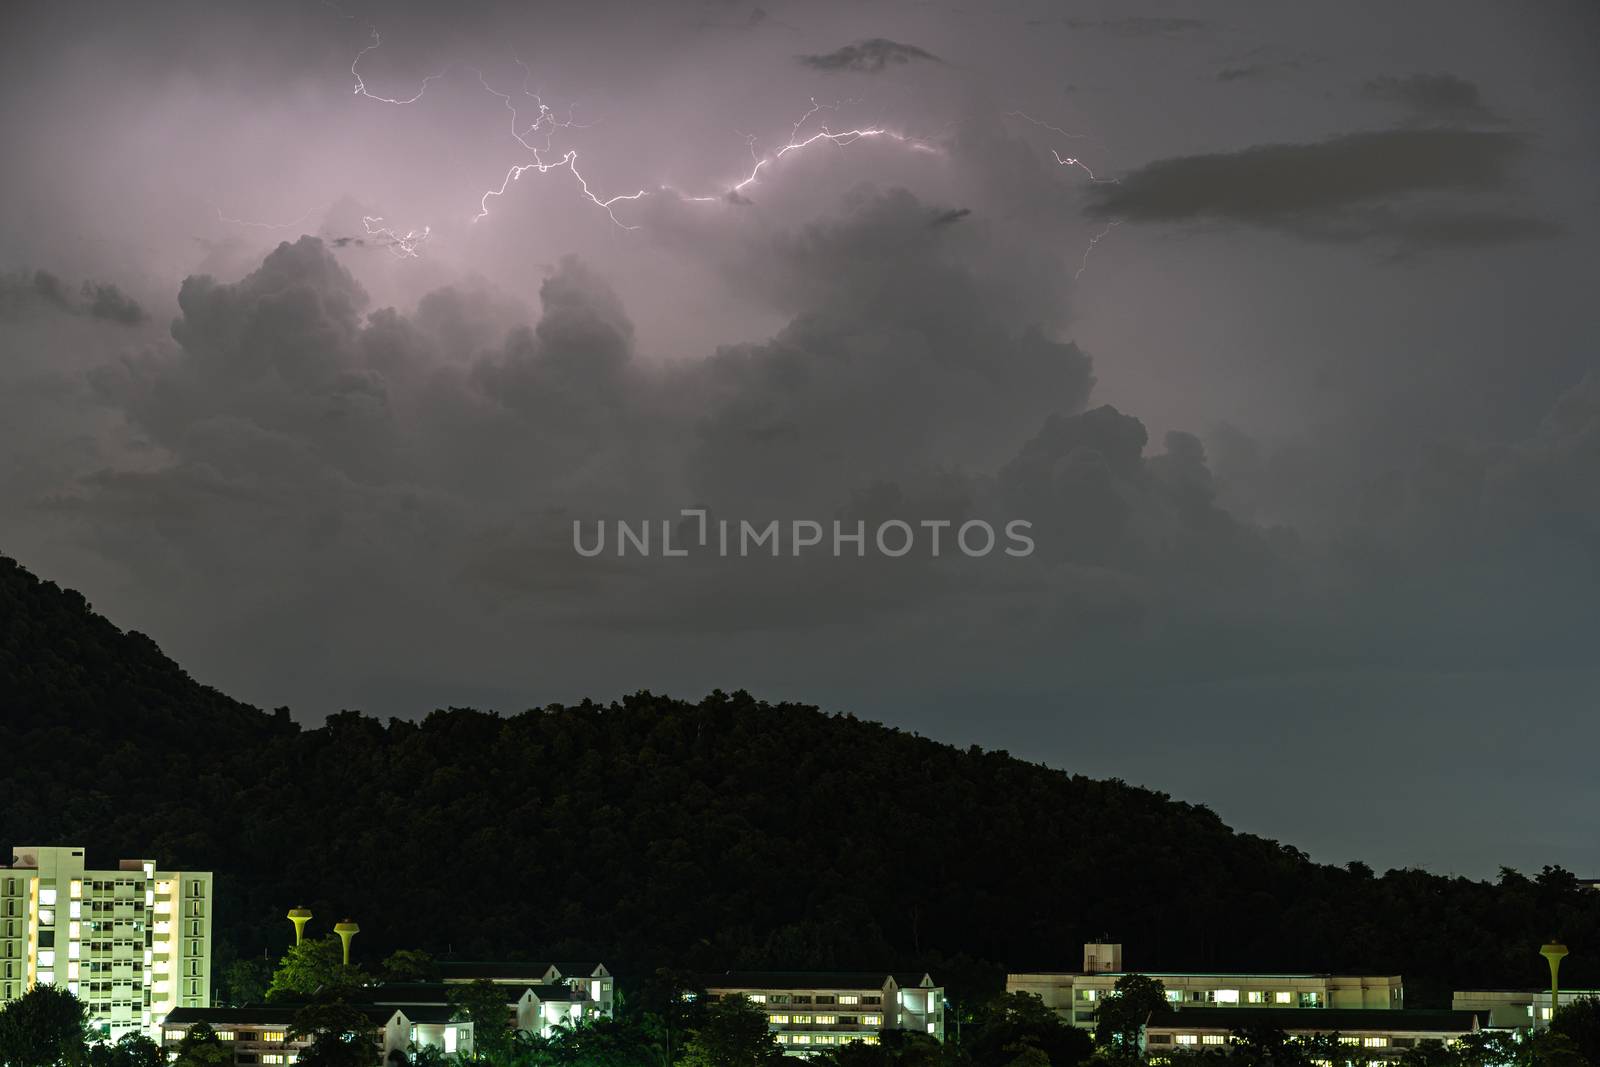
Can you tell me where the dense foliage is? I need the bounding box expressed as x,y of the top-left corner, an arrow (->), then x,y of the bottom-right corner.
2,552 -> 1598,1010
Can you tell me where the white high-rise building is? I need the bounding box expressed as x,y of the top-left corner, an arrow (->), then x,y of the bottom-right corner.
1,846 -> 213,1039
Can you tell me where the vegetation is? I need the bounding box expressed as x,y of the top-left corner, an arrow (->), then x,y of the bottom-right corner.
4,549 -> 1600,1013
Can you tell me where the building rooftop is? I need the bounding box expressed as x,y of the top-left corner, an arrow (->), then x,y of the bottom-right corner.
164,1003 -> 458,1028
436,960 -> 605,981
701,971 -> 936,991
1148,1008 -> 1483,1034
1011,970 -> 1399,980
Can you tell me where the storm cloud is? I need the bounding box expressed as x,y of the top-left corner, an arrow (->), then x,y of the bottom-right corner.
1087,127 -> 1556,250
798,38 -> 942,73
1363,72 -> 1498,122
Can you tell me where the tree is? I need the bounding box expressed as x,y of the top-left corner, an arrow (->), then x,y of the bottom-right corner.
968,992 -> 1091,1067
449,979 -> 514,1063
169,1022 -> 233,1067
537,1016 -> 668,1067
290,1000 -> 380,1067
677,995 -> 785,1067
267,935 -> 368,1001
0,984 -> 93,1067
1550,997 -> 1600,1065
87,1032 -> 163,1067
381,949 -> 439,983
1092,976 -> 1171,1061
221,957 -> 273,1005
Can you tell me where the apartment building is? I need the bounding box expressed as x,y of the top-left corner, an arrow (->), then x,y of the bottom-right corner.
1009,944 -> 1403,1029
1144,1007 -> 1482,1059
700,971 -> 945,1055
1,845 -> 212,1039
1452,989 -> 1600,1029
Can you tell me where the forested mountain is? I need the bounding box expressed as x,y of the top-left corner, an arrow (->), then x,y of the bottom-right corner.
1,552 -> 1596,1009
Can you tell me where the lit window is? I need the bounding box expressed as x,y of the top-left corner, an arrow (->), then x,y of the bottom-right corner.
770,1015 -> 790,1025
217,1031 -> 235,1041
1248,991 -> 1267,1004
40,889 -> 58,907
749,994 -> 766,1004
1362,1037 -> 1388,1048
164,1030 -> 184,1041
38,971 -> 54,985
840,995 -> 860,1005
815,1016 -> 836,1025
1215,990 -> 1240,1004
1203,1035 -> 1226,1045
39,909 -> 54,926
794,1016 -> 812,1025
38,951 -> 56,968
927,1023 -> 936,1034
1176,1036 -> 1198,1046
1076,989 -> 1099,1002
1166,991 -> 1183,1003
863,1015 -> 882,1027
443,1029 -> 458,1055
262,1031 -> 286,1042
1299,993 -> 1322,1007
792,1036 -> 810,1045
1275,992 -> 1293,1005
69,883 -> 82,900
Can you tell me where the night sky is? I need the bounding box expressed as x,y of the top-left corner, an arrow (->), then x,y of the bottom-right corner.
1,0 -> 1596,877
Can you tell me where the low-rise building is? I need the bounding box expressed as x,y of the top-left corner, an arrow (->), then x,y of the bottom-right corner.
699,971 -> 945,1055
1009,944 -> 1404,1029
436,959 -> 615,1021
1144,1007 -> 1482,1058
1452,989 -> 1600,1029
161,1003 -> 468,1064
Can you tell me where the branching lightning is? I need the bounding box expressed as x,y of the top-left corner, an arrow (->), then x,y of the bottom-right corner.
215,16 -> 1121,283
1004,110 -> 1122,279
361,216 -> 431,258
351,28 -> 448,105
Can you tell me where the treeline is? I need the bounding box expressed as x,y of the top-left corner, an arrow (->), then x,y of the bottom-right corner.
2,552 -> 1599,1009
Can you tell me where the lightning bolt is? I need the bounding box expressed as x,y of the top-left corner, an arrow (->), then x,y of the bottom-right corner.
1005,111 -> 1122,279
215,17 -> 1117,282
361,216 -> 431,258
1075,220 -> 1119,279
213,205 -> 318,231
351,28 -> 448,105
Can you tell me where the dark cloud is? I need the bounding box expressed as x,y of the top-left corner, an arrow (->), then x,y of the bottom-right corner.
1363,73 -> 1497,122
798,38 -> 942,73
0,270 -> 148,325
1087,128 -> 1555,250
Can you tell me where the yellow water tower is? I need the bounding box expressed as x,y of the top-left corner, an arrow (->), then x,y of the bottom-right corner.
1540,941 -> 1569,1026
334,919 -> 360,966
288,907 -> 313,945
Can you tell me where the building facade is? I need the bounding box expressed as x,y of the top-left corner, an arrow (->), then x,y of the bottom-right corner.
1009,944 -> 1403,1030
700,972 -> 945,1055
2,845 -> 212,1039
436,959 -> 616,1026
162,1003 -> 466,1064
1143,1007 -> 1482,1060
1452,989 -> 1600,1029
